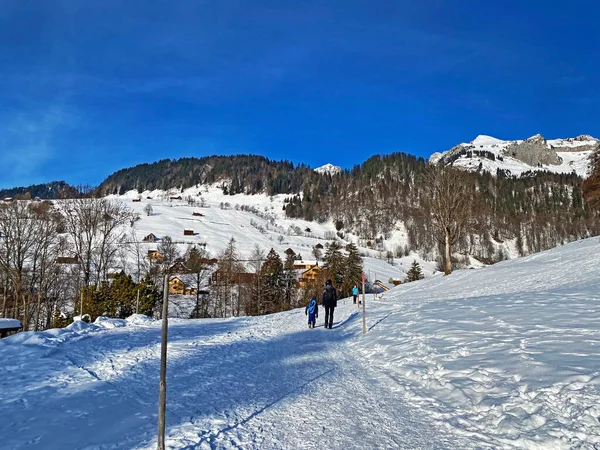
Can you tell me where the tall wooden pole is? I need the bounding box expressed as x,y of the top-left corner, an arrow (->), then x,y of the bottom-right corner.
34,289 -> 42,332
80,290 -> 84,318
1,285 -> 6,318
22,293 -> 29,330
362,272 -> 366,334
158,275 -> 169,450
136,289 -> 140,314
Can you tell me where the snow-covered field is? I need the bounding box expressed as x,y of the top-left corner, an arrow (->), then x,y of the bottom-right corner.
2,236 -> 599,449
107,185 -> 441,289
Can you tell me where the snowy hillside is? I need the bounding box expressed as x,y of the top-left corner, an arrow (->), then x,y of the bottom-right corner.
314,163 -> 342,175
1,236 -> 599,449
430,134 -> 597,177
106,184 -> 439,288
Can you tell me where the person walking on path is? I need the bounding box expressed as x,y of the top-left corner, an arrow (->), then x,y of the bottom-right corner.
352,284 -> 359,305
305,296 -> 318,328
322,279 -> 338,329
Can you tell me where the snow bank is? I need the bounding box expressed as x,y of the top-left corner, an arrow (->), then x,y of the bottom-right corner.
94,317 -> 127,328
0,314 -> 154,346
0,318 -> 21,330
126,314 -> 156,325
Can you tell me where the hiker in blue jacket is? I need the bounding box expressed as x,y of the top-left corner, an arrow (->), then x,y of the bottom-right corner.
322,279 -> 338,329
305,296 -> 318,328
352,284 -> 359,304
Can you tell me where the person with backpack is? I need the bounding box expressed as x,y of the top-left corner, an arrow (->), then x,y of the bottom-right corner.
322,279 -> 337,329
305,296 -> 318,329
352,284 -> 359,305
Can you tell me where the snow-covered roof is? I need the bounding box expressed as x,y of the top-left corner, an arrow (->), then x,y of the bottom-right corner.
0,318 -> 22,330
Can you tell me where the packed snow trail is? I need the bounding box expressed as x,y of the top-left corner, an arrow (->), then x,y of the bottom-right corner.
0,301 -> 477,450
4,238 -> 600,449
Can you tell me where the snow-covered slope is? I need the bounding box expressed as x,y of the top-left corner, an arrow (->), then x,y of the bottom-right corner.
314,163 -> 342,175
1,237 -> 599,449
431,134 -> 598,177
105,184 -> 439,285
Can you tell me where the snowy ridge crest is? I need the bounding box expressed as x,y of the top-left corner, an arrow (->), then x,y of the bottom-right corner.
314,163 -> 342,175
431,134 -> 599,178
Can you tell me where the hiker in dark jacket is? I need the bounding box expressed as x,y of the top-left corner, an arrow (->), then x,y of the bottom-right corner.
305,296 -> 318,328
322,279 -> 337,329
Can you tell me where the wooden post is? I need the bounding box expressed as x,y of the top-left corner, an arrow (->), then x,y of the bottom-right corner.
362,272 -> 366,335
1,285 -> 6,318
34,290 -> 42,332
136,289 -> 140,314
22,293 -> 29,331
80,290 -> 84,317
157,275 -> 169,450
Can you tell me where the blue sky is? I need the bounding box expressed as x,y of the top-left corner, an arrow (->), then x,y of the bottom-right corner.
1,0 -> 598,189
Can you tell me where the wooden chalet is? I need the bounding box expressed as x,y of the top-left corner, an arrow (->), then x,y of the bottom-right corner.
169,260 -> 188,274
373,280 -> 391,293
132,198 -> 141,202
168,277 -> 198,295
147,250 -> 164,261
298,265 -> 321,287
192,212 -> 204,217
143,233 -> 157,242
184,229 -> 194,236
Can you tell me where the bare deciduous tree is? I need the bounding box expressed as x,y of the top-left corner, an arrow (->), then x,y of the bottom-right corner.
60,197 -> 133,287
420,165 -> 478,275
185,245 -> 212,318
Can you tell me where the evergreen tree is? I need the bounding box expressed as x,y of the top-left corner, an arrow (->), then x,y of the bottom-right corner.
405,260 -> 424,282
110,271 -> 137,318
259,249 -> 284,314
341,242 -> 363,297
322,240 -> 344,288
136,273 -> 159,317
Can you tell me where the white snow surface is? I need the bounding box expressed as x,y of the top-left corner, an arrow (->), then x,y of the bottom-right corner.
314,163 -> 342,175
0,318 -> 21,330
2,237 -> 600,449
103,185 -> 439,296
432,134 -> 597,178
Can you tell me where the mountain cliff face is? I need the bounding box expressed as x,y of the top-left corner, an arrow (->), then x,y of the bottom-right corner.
430,134 -> 599,177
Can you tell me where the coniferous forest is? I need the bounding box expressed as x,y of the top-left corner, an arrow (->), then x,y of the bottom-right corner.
93,151 -> 600,262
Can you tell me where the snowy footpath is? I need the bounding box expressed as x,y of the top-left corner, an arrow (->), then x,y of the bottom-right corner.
2,237 -> 600,449
0,302 -> 470,450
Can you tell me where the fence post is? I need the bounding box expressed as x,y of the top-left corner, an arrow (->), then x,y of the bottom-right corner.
158,275 -> 169,450
362,272 -> 366,334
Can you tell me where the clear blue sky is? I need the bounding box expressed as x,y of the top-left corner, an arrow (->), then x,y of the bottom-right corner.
1,0 -> 598,188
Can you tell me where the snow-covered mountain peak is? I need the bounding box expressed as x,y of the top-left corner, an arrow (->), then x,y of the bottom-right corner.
471,135 -> 504,146
431,133 -> 598,178
524,133 -> 546,144
314,163 -> 342,175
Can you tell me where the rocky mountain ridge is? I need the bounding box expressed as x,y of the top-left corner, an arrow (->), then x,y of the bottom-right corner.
430,134 -> 598,177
